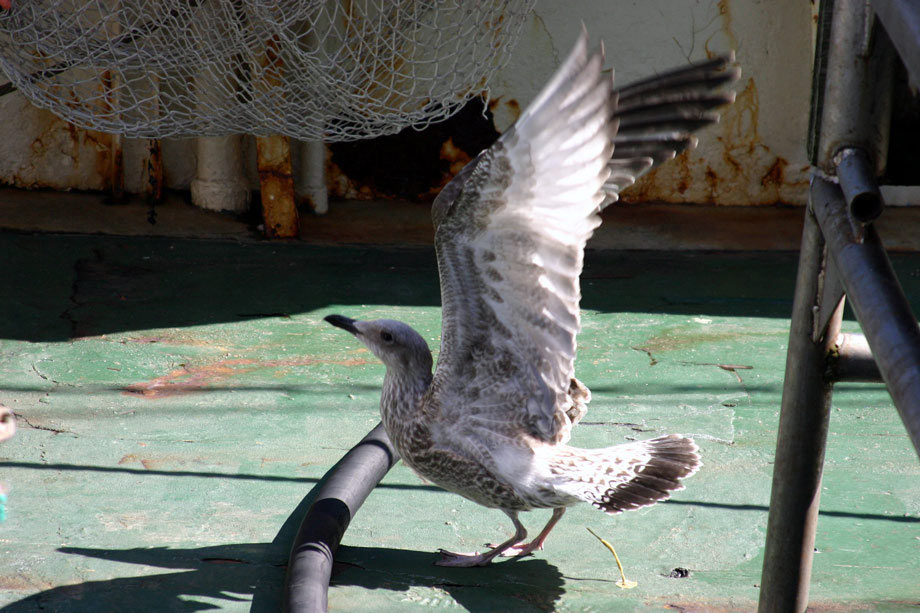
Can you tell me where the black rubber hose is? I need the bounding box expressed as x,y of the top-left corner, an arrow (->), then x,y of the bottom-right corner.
284,422 -> 398,613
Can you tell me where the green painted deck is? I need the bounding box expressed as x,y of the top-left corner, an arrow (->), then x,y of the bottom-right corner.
1,228 -> 918,611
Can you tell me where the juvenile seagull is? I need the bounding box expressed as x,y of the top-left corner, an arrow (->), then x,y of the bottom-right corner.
326,31 -> 739,567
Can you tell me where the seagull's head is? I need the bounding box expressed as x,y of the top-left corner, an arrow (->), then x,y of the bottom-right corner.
324,314 -> 433,377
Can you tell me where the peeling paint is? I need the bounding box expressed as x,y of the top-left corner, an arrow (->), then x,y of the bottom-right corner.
488,96 -> 521,134
255,37 -> 299,238
256,135 -> 298,238
0,93 -> 114,190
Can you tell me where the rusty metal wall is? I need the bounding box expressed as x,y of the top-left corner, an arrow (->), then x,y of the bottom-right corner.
0,0 -> 817,206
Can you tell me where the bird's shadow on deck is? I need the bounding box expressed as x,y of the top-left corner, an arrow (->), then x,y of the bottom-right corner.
0,543 -> 564,613
332,544 -> 566,611
0,478 -> 562,613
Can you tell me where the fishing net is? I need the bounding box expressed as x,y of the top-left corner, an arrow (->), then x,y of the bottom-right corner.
0,0 -> 534,141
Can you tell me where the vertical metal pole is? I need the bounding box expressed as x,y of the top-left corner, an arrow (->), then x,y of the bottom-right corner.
813,0 -> 894,176
759,209 -> 843,612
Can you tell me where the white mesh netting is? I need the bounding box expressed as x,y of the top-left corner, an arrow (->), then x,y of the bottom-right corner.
0,0 -> 534,141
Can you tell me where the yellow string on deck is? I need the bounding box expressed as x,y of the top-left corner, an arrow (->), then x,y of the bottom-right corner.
586,527 -> 638,589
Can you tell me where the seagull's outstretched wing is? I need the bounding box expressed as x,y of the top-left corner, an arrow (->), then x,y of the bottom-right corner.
604,55 -> 740,202
428,31 -> 611,445
427,33 -> 738,446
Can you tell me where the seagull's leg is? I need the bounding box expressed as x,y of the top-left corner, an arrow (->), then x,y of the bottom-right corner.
436,510 -> 527,567
499,507 -> 566,558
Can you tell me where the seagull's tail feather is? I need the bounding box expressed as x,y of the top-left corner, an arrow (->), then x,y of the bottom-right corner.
550,434 -> 700,514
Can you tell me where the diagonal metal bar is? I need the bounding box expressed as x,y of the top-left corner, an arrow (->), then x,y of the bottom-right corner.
811,177 -> 920,456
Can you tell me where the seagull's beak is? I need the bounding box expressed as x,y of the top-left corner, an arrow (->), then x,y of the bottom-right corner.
324,314 -> 360,335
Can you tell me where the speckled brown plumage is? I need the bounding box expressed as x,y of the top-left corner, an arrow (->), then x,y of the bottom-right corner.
325,30 -> 738,567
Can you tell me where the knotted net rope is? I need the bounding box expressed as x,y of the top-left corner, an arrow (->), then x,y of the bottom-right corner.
0,0 -> 534,141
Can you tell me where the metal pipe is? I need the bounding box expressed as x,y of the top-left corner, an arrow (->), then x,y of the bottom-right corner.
832,332 -> 883,382
759,209 -> 843,613
299,139 -> 329,215
191,57 -> 250,213
835,148 -> 883,223
191,135 -> 251,213
813,0 -> 894,175
811,177 -> 920,456
285,423 -> 398,613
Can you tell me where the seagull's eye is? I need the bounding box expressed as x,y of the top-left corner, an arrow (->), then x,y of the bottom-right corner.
380,332 -> 394,343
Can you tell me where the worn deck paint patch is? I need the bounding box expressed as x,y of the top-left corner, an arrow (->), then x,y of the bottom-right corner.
122,356 -> 374,399
0,232 -> 918,611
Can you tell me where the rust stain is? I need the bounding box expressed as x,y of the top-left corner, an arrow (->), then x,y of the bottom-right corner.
100,70 -> 124,199
638,327 -> 769,353
712,76 -> 762,177
618,60 -> 805,206
0,574 -> 55,591
488,96 -> 522,130
117,453 -> 140,465
254,35 -> 298,238
676,153 -> 691,194
418,137 -> 475,199
705,165 -> 718,194
122,356 -> 374,399
20,110 -> 113,191
705,0 -> 739,59
440,137 -> 473,175
619,164 -> 659,203
146,139 -> 163,200
109,133 -> 124,199
118,453 -> 156,470
622,149 -> 693,203
117,453 -> 212,470
326,159 -> 354,199
760,157 -> 787,187
122,333 -> 221,347
256,134 -> 299,238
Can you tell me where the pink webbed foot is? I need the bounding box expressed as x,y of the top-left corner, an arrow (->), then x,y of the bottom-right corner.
495,507 -> 567,559
435,548 -> 496,567
485,541 -> 541,558
434,509 -> 532,567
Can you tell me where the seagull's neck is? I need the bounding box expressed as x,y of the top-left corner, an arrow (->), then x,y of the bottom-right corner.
381,368 -> 432,424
